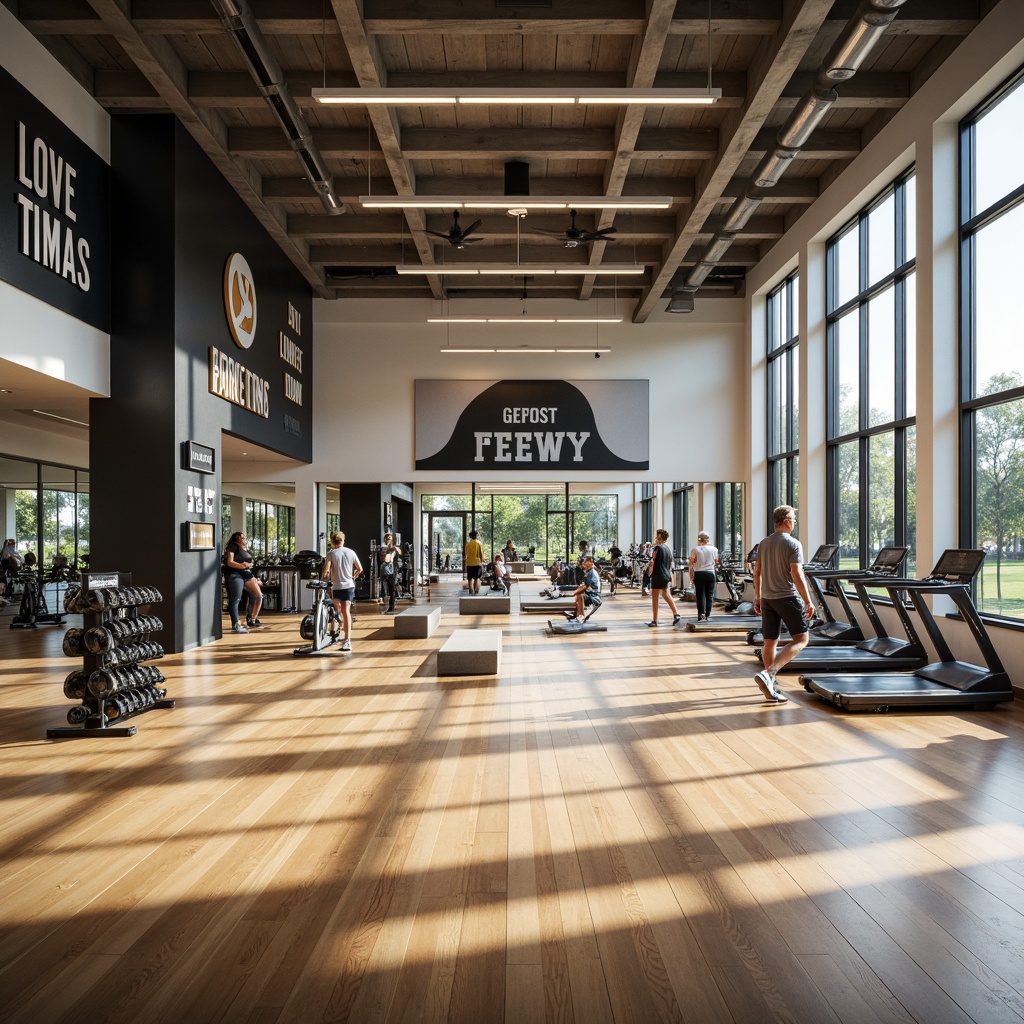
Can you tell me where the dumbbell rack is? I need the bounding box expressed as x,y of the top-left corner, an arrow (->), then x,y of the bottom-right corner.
47,570 -> 175,739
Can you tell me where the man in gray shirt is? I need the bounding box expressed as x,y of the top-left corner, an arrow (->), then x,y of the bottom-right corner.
752,505 -> 816,702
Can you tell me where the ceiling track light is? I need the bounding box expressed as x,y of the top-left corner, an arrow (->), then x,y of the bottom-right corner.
314,88 -> 720,106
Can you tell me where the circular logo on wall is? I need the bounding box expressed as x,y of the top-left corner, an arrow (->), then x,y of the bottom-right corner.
224,252 -> 257,349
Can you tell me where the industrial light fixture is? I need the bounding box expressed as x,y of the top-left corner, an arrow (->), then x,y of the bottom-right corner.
314,87 -> 720,106
397,263 -> 644,276
361,195 -> 672,210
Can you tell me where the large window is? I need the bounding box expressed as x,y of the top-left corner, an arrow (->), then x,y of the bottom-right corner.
961,68 -> 1024,619
826,170 -> 917,571
716,482 -> 743,560
245,500 -> 295,560
767,272 -> 800,528
671,483 -> 695,559
1,454 -> 89,569
420,490 -> 618,568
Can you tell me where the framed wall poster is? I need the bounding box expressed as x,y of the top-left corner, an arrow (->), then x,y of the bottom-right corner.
184,521 -> 215,551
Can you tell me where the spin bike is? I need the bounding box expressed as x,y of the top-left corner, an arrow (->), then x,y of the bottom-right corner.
293,579 -> 342,656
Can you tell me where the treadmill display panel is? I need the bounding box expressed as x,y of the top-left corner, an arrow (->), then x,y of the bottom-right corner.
926,548 -> 987,582
808,544 -> 839,565
872,546 -> 909,572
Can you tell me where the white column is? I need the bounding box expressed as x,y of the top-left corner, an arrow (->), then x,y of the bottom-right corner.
802,242 -> 828,548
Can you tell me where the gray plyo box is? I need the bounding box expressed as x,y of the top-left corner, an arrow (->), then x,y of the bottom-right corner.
394,606 -> 442,639
459,595 -> 511,614
437,628 -> 502,675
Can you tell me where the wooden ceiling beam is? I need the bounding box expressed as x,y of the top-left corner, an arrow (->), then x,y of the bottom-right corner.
635,0 -> 843,321
76,0 -> 330,298
328,0 -> 443,299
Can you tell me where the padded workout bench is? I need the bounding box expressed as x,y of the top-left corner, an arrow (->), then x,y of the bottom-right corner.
521,600 -> 575,613
394,606 -> 442,639
459,595 -> 511,614
437,628 -> 502,675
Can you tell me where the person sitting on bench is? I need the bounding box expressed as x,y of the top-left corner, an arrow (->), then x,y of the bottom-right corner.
564,555 -> 602,622
492,551 -> 509,595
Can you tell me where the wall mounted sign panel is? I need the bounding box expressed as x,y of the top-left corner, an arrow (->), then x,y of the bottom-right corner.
182,440 -> 216,474
415,379 -> 649,471
183,522 -> 215,551
0,64 -> 110,332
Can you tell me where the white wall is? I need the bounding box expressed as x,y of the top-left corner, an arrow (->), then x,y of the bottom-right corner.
310,296 -> 745,481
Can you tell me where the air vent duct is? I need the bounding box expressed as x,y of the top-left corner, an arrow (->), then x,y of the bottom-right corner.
670,0 -> 910,311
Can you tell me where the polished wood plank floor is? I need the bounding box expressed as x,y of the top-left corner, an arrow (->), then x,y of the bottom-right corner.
2,580 -> 1024,1023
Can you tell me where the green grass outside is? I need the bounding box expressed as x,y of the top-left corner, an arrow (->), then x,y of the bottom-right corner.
834,554 -> 1024,620
976,560 -> 1024,619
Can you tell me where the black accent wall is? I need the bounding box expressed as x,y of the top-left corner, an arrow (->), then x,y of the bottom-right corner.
90,117 -> 313,651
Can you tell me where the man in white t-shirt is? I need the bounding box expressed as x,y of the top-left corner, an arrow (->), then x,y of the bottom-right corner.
324,530 -> 362,652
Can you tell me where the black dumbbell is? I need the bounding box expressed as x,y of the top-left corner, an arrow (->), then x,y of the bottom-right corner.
66,704 -> 91,725
62,629 -> 86,658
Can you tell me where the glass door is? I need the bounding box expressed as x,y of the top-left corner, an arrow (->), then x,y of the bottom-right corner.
425,513 -> 468,575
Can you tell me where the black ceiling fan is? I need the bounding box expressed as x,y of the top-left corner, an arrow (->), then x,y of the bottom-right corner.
426,210 -> 483,249
538,209 -> 617,248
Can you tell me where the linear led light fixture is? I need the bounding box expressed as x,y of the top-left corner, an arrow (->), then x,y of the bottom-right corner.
397,263 -> 644,276
440,347 -> 612,354
428,315 -> 622,323
361,195 -> 672,210
314,87 -> 720,106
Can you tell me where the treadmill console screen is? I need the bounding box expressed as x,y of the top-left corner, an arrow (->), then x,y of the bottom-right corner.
808,544 -> 839,565
871,546 -> 909,573
928,548 -> 987,582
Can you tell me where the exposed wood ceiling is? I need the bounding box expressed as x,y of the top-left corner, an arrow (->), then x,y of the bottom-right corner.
7,0 -> 986,320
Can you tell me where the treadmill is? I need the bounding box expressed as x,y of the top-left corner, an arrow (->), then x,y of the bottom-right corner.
763,550 -> 958,674
687,543 -> 838,633
747,544 -> 908,647
801,548 -> 1012,711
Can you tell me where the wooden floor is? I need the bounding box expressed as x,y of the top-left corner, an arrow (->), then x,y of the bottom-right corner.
3,580 -> 1024,1023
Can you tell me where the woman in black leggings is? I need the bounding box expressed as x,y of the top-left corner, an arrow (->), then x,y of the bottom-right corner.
688,531 -> 720,622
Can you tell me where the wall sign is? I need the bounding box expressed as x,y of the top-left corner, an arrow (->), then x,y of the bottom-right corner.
182,440 -> 216,474
415,379 -> 649,471
224,251 -> 257,348
0,64 -> 110,331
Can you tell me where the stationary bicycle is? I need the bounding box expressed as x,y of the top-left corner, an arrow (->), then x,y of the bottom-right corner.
293,579 -> 342,656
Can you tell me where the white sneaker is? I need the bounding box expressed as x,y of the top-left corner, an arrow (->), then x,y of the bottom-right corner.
754,669 -> 778,701
341,639 -> 351,652
233,624 -> 249,634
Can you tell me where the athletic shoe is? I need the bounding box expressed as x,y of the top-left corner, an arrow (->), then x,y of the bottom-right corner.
754,669 -> 779,701
246,618 -> 263,628
672,614 -> 681,626
647,620 -> 658,627
563,610 -> 577,620
341,639 -> 351,652
233,624 -> 249,634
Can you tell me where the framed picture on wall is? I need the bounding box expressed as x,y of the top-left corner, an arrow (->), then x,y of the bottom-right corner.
183,521 -> 215,551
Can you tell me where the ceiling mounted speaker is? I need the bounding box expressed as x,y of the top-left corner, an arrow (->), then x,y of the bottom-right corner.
505,161 -> 530,196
